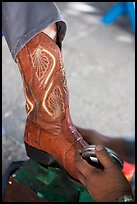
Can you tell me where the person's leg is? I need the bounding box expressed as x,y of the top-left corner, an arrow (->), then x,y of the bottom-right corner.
42,23 -> 57,42
2,2 -> 89,180
2,2 -> 66,60
16,28 -> 89,180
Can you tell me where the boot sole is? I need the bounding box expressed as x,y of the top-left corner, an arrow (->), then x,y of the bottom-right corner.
25,143 -> 55,166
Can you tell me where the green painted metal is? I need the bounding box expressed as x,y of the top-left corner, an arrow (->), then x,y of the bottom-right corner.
13,159 -> 95,202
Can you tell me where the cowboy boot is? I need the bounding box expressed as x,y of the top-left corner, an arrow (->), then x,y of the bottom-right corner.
16,32 -> 89,180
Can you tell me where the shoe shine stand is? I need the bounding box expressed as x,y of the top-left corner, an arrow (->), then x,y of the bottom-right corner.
2,159 -> 95,202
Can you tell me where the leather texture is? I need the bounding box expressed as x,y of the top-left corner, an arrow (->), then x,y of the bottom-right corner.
16,32 -> 89,179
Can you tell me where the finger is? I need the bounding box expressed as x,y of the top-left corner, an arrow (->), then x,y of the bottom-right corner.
95,145 -> 116,169
76,157 -> 95,176
77,171 -> 86,186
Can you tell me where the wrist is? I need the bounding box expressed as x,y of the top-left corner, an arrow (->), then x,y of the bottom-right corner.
107,189 -> 134,202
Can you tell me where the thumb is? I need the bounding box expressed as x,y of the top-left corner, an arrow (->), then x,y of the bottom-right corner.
95,145 -> 116,169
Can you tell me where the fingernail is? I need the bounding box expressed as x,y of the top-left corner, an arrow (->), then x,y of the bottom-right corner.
95,145 -> 103,151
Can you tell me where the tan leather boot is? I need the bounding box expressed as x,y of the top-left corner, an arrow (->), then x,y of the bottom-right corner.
16,32 -> 89,180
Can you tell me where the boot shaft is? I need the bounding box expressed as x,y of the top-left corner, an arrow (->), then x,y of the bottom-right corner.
16,32 -> 88,180
16,32 -> 72,135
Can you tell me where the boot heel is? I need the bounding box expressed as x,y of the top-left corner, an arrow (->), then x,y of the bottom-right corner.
25,143 -> 55,166
25,143 -> 82,185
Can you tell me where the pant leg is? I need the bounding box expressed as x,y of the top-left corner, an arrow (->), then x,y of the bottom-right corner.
2,2 -> 67,61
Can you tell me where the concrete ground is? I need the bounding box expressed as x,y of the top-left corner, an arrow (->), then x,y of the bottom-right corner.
2,2 -> 135,175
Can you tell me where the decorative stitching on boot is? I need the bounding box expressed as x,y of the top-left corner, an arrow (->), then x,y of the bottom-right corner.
31,46 -> 56,90
47,86 -> 65,119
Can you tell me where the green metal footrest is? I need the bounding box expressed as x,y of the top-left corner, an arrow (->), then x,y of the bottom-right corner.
12,159 -> 95,202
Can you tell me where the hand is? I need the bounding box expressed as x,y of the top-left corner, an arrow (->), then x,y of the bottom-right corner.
76,145 -> 133,202
76,126 -> 135,163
